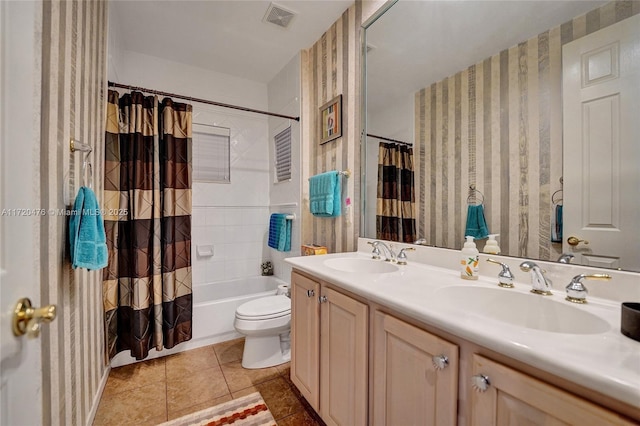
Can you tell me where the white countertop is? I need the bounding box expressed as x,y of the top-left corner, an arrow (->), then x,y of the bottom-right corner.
285,251 -> 640,409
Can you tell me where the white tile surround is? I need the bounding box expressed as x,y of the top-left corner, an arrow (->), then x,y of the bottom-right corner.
192,206 -> 270,285
109,49 -> 302,290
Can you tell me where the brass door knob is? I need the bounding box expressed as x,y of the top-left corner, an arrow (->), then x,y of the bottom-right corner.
567,236 -> 589,246
12,298 -> 57,338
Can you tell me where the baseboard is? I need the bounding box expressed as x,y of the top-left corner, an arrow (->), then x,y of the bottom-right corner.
85,365 -> 111,426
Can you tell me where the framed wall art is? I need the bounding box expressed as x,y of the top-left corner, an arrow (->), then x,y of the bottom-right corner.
319,95 -> 342,144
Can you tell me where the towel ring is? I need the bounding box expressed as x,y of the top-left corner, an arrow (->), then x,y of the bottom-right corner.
467,185 -> 485,206
552,189 -> 563,205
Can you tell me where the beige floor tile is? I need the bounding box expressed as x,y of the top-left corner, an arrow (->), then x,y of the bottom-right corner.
213,338 -> 245,365
277,410 -> 324,426
165,345 -> 218,381
102,358 -> 166,398
166,365 -> 229,413
230,385 -> 258,400
276,361 -> 290,377
220,360 -> 280,393
253,377 -> 304,420
167,393 -> 233,420
93,382 -> 167,425
95,341 -> 311,426
136,414 -> 169,426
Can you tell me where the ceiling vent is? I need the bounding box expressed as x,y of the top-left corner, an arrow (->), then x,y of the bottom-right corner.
263,3 -> 296,29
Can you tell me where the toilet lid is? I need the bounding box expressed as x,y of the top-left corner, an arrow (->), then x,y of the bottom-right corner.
236,295 -> 290,319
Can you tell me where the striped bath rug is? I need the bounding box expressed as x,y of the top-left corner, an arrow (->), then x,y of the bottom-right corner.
158,392 -> 276,426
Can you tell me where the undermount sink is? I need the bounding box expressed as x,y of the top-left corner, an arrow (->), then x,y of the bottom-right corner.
324,258 -> 399,274
435,286 -> 610,335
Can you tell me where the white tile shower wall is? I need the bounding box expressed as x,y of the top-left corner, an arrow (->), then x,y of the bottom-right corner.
192,206 -> 270,285
108,49 -> 273,288
191,107 -> 271,285
268,53 -> 302,282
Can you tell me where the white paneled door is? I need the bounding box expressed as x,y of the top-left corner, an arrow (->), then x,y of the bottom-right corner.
0,1 -> 46,424
563,14 -> 640,271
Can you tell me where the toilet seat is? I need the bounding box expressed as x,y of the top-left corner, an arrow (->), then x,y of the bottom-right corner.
236,295 -> 290,320
236,311 -> 290,321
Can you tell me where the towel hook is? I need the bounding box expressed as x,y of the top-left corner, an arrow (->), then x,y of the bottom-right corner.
467,185 -> 485,206
82,154 -> 93,189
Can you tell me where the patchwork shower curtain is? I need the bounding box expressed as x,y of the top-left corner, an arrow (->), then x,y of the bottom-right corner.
103,90 -> 193,360
376,142 -> 417,243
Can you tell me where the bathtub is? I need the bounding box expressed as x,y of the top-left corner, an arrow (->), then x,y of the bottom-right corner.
192,275 -> 287,344
111,275 -> 288,367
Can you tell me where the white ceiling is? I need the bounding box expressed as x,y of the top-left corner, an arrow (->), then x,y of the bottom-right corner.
366,0 -> 608,115
109,0 -> 354,84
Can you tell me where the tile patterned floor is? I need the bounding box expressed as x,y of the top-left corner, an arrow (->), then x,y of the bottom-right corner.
93,338 -> 324,425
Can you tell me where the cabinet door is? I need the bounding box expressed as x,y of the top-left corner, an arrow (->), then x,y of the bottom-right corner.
290,271 -> 321,411
320,286 -> 369,426
372,311 -> 459,426
471,354 -> 635,425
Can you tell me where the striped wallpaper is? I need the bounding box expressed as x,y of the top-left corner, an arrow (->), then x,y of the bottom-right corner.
301,3 -> 362,254
40,1 -> 109,425
414,1 -> 639,260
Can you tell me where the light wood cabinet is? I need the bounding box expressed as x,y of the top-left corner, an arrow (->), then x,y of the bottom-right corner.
470,354 -> 636,426
291,269 -> 638,425
320,286 -> 368,426
372,311 -> 459,426
290,271 -> 320,411
290,271 -> 368,425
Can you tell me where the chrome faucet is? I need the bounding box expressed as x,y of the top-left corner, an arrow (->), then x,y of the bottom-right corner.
368,241 -> 397,262
397,247 -> 415,265
565,273 -> 611,304
486,259 -> 515,288
519,261 -> 553,295
557,253 -> 575,264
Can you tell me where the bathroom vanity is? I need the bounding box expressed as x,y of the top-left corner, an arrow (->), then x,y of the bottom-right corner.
285,245 -> 640,425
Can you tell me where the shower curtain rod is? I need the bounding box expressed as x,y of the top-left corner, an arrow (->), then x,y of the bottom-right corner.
367,133 -> 411,146
108,81 -> 300,122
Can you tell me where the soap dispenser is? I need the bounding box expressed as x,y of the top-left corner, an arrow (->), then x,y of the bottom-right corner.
461,236 -> 479,280
483,234 -> 501,254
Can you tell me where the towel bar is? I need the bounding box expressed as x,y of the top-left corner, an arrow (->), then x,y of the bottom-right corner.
308,169 -> 351,180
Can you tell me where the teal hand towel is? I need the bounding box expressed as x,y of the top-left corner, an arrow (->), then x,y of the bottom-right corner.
69,186 -> 108,270
278,216 -> 291,252
464,204 -> 490,240
309,171 -> 341,217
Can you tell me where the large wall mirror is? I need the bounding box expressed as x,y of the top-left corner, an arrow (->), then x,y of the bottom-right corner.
363,0 -> 640,272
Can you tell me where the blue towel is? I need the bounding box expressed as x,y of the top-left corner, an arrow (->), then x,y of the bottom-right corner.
69,186 -> 108,270
268,213 -> 291,252
551,204 -> 563,243
309,171 -> 341,217
464,204 -> 490,240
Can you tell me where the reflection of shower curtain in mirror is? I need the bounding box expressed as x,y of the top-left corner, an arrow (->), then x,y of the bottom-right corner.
376,143 -> 416,243
103,90 -> 193,361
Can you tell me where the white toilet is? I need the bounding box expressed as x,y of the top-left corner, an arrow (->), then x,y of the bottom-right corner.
234,290 -> 291,369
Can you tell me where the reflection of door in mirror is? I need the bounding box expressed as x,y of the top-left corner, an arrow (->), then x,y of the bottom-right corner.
563,13 -> 640,271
